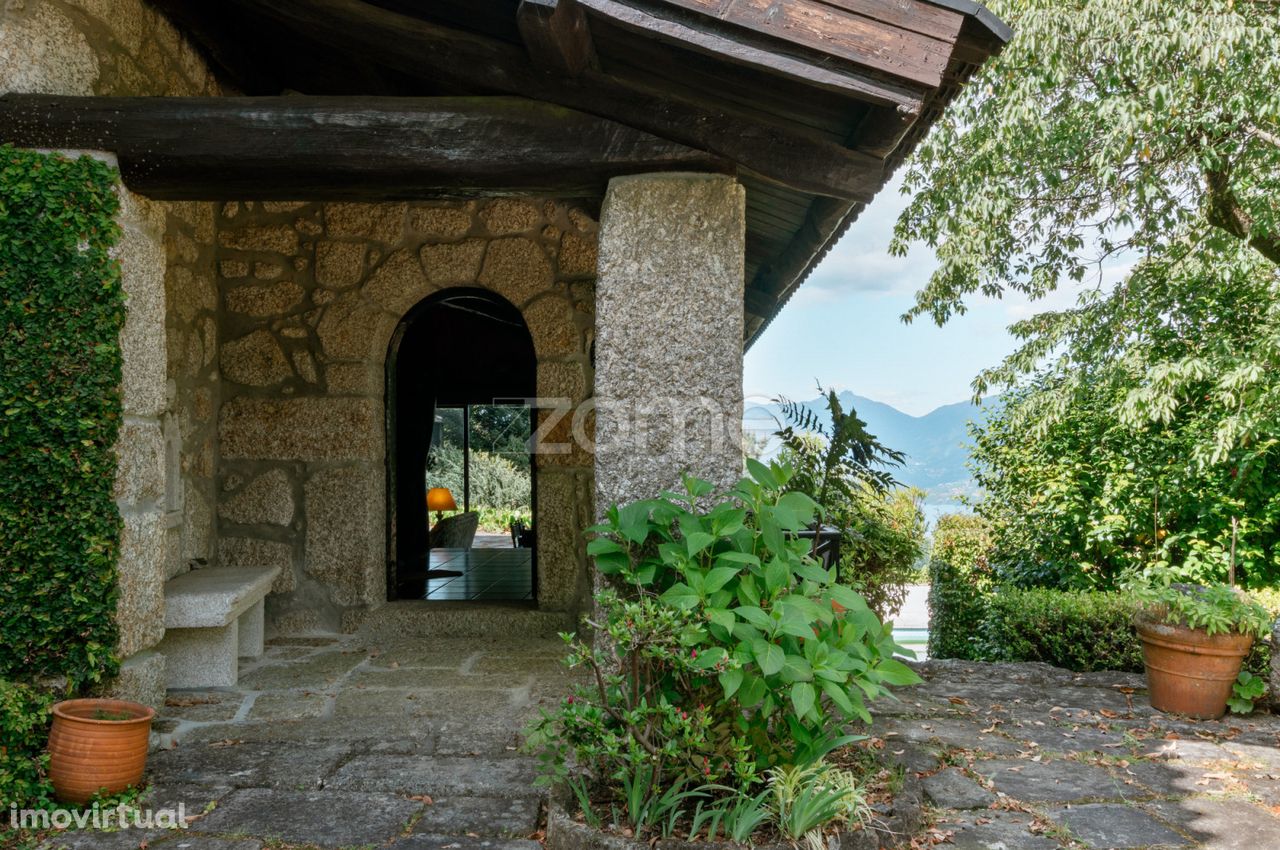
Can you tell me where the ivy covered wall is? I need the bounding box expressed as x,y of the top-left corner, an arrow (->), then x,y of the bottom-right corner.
0,146 -> 124,687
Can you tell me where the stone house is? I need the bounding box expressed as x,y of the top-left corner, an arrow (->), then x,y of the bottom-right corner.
0,0 -> 1006,705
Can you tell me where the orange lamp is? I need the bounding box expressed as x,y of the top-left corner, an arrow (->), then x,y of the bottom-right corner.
426,487 -> 457,522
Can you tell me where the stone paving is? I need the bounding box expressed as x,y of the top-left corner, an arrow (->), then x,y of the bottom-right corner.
42,633 -> 584,850
874,659 -> 1280,849
36,641 -> 1280,850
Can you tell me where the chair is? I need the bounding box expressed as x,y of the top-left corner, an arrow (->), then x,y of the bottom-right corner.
429,512 -> 479,550
510,519 -> 526,548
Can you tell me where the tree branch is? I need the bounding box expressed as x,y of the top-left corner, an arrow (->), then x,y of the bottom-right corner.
1204,167 -> 1280,266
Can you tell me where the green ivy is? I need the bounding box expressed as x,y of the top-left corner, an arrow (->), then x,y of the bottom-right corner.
0,145 -> 124,688
0,681 -> 55,809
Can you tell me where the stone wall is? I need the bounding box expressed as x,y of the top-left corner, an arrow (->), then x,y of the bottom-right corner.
1,0 -> 224,704
213,199 -> 598,633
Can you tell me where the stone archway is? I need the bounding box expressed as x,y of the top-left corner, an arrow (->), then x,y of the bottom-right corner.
215,199 -> 597,633
384,286 -> 538,596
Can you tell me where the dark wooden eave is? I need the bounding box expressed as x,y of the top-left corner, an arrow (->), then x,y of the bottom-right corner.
114,0 -> 1011,343
0,95 -> 727,200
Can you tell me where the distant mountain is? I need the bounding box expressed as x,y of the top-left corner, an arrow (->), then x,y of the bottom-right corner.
744,391 -> 996,504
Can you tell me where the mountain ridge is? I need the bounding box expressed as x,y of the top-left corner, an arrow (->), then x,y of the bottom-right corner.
744,390 -> 994,504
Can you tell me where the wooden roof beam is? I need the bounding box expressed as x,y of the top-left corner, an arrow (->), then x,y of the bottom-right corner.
518,0 -> 599,76
577,0 -> 927,111
0,94 -> 729,201
220,0 -> 885,200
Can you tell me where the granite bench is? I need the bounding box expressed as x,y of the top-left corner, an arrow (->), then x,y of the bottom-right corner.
156,566 -> 280,689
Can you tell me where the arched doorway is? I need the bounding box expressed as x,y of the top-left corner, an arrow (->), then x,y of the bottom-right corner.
386,288 -> 537,601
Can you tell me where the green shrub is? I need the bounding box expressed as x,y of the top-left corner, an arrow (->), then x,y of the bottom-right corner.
0,146 -> 123,688
837,486 -> 927,622
528,462 -> 918,837
773,389 -> 925,621
926,514 -> 993,660
974,588 -> 1145,672
0,680 -> 55,808
972,586 -> 1278,682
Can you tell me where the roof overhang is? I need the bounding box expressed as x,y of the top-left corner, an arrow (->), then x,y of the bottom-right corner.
11,0 -> 1009,344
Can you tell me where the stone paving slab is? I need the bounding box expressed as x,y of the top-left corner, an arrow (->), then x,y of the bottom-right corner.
43,834 -> 264,850
408,795 -> 542,838
392,836 -> 542,850
973,758 -> 1143,803
182,715 -> 440,746
932,811 -> 1062,850
921,767 -> 997,810
160,838 -> 264,850
142,781 -> 236,815
190,788 -> 424,849
1046,803 -> 1189,848
235,649 -> 369,690
1142,798 -> 1280,849
147,740 -> 351,790
326,754 -> 540,797
881,716 -> 1027,756
333,685 -> 521,718
885,659 -> 1280,849
40,829 -> 168,850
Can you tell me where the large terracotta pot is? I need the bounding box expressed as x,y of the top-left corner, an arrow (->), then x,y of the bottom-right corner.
48,698 -> 154,804
1136,615 -> 1253,720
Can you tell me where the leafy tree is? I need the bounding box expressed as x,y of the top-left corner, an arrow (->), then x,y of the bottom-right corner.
896,0 -> 1280,332
893,0 -> 1280,585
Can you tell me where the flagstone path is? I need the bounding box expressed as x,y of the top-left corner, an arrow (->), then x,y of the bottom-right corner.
36,641 -> 1280,849
42,633 -> 583,850
874,659 -> 1280,849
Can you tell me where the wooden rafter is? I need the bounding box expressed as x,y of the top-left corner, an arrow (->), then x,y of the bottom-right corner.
517,0 -> 599,76
219,0 -> 887,200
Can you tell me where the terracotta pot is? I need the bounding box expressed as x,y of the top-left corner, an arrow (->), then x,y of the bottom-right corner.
48,698 -> 154,804
1136,615 -> 1253,720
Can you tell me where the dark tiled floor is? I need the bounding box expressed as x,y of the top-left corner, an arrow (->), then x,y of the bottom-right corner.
421,548 -> 533,601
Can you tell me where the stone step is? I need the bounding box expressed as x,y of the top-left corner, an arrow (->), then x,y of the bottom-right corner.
352,600 -> 577,639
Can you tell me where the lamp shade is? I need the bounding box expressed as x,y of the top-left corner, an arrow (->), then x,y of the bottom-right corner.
426,487 -> 457,512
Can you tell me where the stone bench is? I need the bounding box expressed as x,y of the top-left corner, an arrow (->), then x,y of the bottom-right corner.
156,566 -> 280,689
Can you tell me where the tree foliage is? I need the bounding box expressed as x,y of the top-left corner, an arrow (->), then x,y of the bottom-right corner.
894,0 -> 1280,587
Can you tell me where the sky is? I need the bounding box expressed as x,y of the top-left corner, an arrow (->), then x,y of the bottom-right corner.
743,175 -> 1076,417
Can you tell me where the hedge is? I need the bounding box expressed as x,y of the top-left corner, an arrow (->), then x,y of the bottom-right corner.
0,146 -> 124,687
972,586 -> 1276,680
926,511 -> 1278,680
0,147 -> 125,808
973,588 -> 1145,672
926,514 -> 993,660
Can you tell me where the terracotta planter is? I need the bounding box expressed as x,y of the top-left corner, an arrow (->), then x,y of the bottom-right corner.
48,698 -> 154,804
1136,615 -> 1253,720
